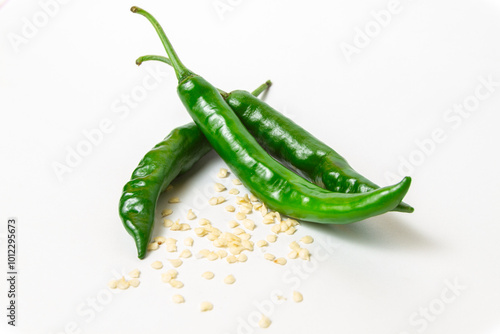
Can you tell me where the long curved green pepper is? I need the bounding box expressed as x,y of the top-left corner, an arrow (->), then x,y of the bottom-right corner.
136,55 -> 413,213
130,6 -> 412,224
119,83 -> 271,259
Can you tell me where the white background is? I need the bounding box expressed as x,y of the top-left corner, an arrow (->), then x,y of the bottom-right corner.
1,0 -> 500,333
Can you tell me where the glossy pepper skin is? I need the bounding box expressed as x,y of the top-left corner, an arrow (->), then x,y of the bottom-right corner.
136,55 -> 413,213
225,91 -> 414,213
119,123 -> 210,259
131,7 -> 412,224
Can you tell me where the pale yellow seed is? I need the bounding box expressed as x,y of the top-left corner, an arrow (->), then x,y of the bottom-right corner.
289,241 -> 300,250
264,253 -> 276,261
107,280 -> 118,289
217,168 -> 229,178
253,203 -> 263,210
214,183 -> 227,192
195,227 -> 208,237
129,269 -> 140,278
207,233 -> 218,241
263,218 -> 275,225
226,255 -> 238,263
233,227 -> 245,235
209,197 -> 218,206
151,261 -> 163,269
256,240 -> 268,248
299,248 -> 310,261
258,315 -> 272,328
266,234 -> 277,243
184,237 -> 194,247
237,254 -> 248,262
259,205 -> 268,216
207,252 -> 219,261
198,249 -> 210,258
225,205 -> 236,212
154,236 -> 167,245
169,259 -> 183,268
161,272 -> 173,283
161,209 -> 173,217
217,250 -> 228,258
179,249 -> 192,258
242,219 -> 255,231
166,238 -> 177,244
200,301 -> 213,312
168,197 -> 180,204
217,196 -> 226,204
288,219 -> 300,226
163,219 -> 173,228
239,205 -> 252,214
293,291 -> 304,303
228,220 -> 239,228
240,233 -> 251,241
274,212 -> 282,222
199,218 -> 211,226
147,242 -> 159,251
241,240 -> 254,251
170,280 -> 184,289
186,209 -> 196,220
213,239 -> 228,248
228,188 -> 240,195
274,257 -> 287,265
300,235 -> 314,244
232,178 -> 242,185
166,184 -> 174,191
277,295 -> 287,301
271,224 -> 281,234
172,294 -> 185,304
285,226 -> 297,235
235,212 -> 246,220
129,278 -> 140,288
250,194 -> 259,202
180,223 -> 191,231
166,269 -> 178,279
279,222 -> 288,232
288,250 -> 299,259
224,274 -> 236,284
202,271 -> 215,280
117,277 -> 130,290
166,244 -> 177,253
170,220 -> 181,231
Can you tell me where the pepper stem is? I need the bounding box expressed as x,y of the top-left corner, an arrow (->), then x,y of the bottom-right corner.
131,6 -> 193,82
251,80 -> 272,97
135,54 -> 270,98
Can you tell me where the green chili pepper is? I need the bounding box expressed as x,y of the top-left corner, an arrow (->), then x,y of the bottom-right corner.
130,7 -> 412,224
119,83 -> 271,259
136,55 -> 413,213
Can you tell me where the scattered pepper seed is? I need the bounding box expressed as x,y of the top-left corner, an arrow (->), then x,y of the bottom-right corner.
117,277 -> 130,290
151,261 -> 163,269
224,274 -> 236,284
289,241 -> 300,250
108,280 -> 118,289
129,269 -> 141,278
168,197 -> 180,204
270,224 -> 281,234
147,242 -> 159,251
274,257 -> 287,266
256,240 -> 268,247
214,183 -> 227,192
300,235 -> 314,244
242,219 -> 256,231
172,294 -> 185,304
161,209 -> 173,217
166,184 -> 174,191
163,219 -> 173,228
170,280 -> 184,289
179,249 -> 192,258
170,220 -> 181,231
266,234 -> 277,243
154,236 -> 167,245
200,301 -> 213,312
202,271 -> 215,280
258,315 -> 272,328
264,253 -> 276,261
228,188 -> 240,195
225,205 -> 236,212
169,259 -> 183,268
226,255 -> 238,263
129,278 -> 140,288
186,209 -> 197,220
228,220 -> 239,228
209,197 -> 218,206
249,194 -> 259,202
184,237 -> 194,247
288,250 -> 299,259
207,252 -> 219,261
293,291 -> 304,303
232,179 -> 242,185
166,244 -> 177,253
235,212 -> 246,220
237,254 -> 248,262
217,250 -> 228,258
285,226 -> 297,235
217,196 -> 226,204
217,168 -> 229,178
299,248 -> 310,260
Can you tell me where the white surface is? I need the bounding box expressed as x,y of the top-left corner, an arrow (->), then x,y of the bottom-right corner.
1,0 -> 500,333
